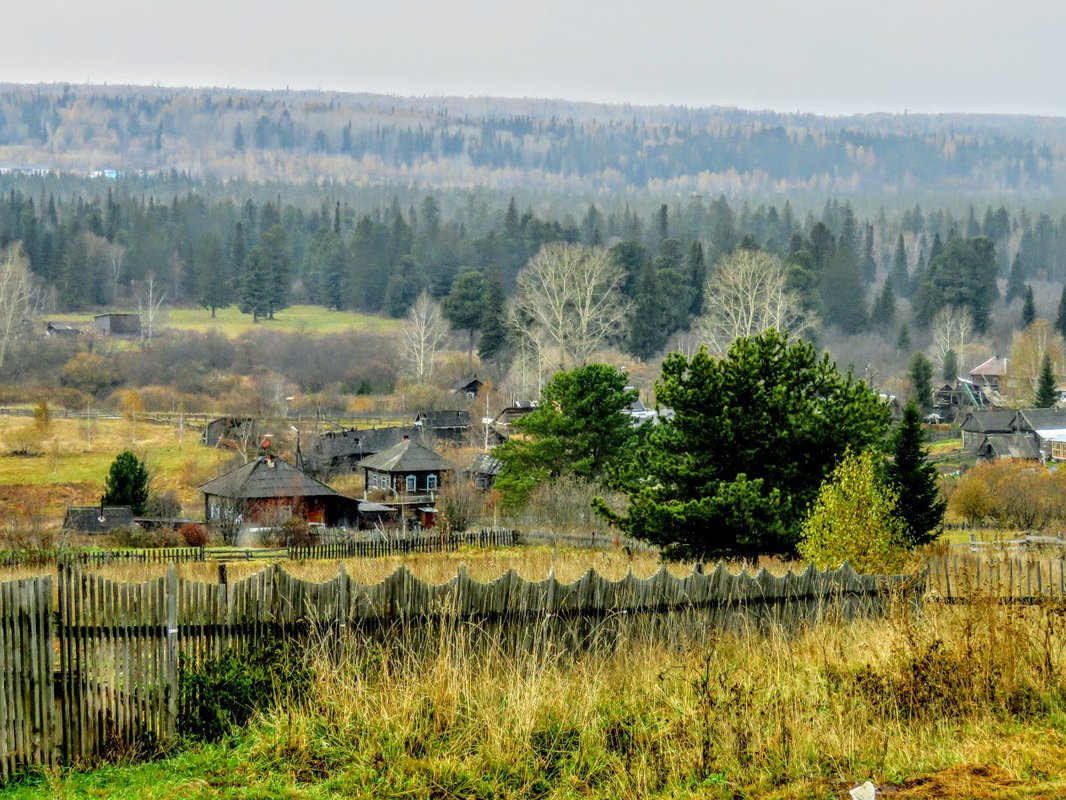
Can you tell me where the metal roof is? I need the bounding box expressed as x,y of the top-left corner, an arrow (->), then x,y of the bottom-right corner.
198,456 -> 342,500
357,438 -> 452,473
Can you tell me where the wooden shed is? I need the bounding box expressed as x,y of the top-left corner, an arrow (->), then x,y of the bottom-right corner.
94,313 -> 142,337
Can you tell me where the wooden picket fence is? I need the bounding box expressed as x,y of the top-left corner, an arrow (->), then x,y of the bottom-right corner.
927,552 -> 1066,601
0,560 -> 914,778
0,547 -> 206,569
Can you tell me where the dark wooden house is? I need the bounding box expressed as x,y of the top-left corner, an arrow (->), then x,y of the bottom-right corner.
414,410 -> 471,440
94,313 -> 142,337
198,455 -> 357,527
201,416 -> 258,448
960,410 -> 1018,449
303,425 -> 420,477
358,438 -> 452,500
63,506 -> 136,534
467,452 -> 503,490
455,376 -> 484,398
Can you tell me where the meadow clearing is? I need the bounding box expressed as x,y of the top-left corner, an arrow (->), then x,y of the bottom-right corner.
46,305 -> 403,339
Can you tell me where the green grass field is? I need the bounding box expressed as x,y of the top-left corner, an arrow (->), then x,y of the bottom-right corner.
47,305 -> 401,338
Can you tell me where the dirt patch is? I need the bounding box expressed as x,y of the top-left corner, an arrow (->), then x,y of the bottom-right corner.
890,763 -> 1021,799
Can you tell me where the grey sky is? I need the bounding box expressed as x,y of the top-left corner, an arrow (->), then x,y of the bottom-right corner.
5,1 -> 1063,116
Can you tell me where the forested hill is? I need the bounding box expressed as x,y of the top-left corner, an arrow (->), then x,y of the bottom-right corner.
0,83 -> 1063,200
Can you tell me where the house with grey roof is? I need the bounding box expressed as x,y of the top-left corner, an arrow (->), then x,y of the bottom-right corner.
358,438 -> 452,500
960,410 -> 1019,449
198,455 -> 358,527
975,434 -> 1040,462
303,425 -> 420,477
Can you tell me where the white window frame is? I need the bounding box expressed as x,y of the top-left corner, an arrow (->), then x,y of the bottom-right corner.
406,474 -> 417,493
427,474 -> 438,491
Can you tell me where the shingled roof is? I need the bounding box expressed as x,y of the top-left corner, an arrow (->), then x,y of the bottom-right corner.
357,439 -> 452,473
63,506 -> 135,533
198,456 -> 341,500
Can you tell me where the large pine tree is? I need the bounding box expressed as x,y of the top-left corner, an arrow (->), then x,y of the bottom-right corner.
886,401 -> 945,547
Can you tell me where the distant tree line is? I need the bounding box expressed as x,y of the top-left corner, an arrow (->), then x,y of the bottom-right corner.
0,84 -> 1057,194
2,181 -> 1065,363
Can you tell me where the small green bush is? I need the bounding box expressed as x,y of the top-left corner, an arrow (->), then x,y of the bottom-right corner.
178,638 -> 311,743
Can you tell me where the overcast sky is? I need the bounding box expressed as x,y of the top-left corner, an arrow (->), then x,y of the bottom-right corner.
5,1 -> 1063,116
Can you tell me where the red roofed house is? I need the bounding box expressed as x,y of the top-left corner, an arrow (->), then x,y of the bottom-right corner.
969,357 -> 1009,393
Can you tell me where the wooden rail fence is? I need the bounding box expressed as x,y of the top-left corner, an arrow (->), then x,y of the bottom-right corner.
0,560 -> 912,778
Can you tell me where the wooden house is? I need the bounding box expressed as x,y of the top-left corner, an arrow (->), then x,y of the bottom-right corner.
45,321 -> 82,337
198,455 -> 357,527
968,356 -> 1009,393
975,434 -> 1040,462
467,452 -> 503,490
303,425 -> 419,477
413,410 -> 471,440
960,410 -> 1018,449
94,313 -> 141,337
455,375 -> 484,399
201,416 -> 258,448
358,438 -> 452,500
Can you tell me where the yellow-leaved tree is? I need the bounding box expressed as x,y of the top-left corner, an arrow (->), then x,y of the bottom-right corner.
798,449 -> 910,573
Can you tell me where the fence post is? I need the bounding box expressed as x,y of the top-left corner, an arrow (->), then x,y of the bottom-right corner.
164,566 -> 178,741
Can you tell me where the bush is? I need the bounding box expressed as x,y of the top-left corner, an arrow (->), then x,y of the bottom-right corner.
5,425 -> 44,456
144,490 -> 182,519
179,523 -> 209,547
178,638 -> 311,743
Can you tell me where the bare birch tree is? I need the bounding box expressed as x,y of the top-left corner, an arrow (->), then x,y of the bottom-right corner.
402,290 -> 448,382
695,249 -> 810,355
928,305 -> 973,367
0,244 -> 39,371
137,273 -> 167,344
511,243 -> 629,369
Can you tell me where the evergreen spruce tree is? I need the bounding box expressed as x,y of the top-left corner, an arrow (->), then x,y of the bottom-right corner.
1035,354 -> 1058,408
886,401 -> 946,547
890,234 -> 909,297
1021,284 -> 1036,328
102,450 -> 150,516
686,240 -> 707,318
908,352 -> 934,410
870,280 -> 896,328
1055,284 -> 1066,339
942,349 -> 959,382
897,324 -> 911,356
1006,252 -> 1026,303
476,267 -> 508,363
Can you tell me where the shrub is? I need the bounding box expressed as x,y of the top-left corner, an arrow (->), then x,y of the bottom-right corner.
179,523 -> 209,547
144,490 -> 182,519
437,477 -> 484,534
5,425 -> 44,456
178,638 -> 311,743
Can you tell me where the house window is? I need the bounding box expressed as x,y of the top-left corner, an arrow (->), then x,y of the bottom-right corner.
369,473 -> 378,489
427,474 -> 438,491
406,475 -> 417,493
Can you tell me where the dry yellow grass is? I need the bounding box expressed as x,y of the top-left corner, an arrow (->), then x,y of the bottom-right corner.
0,414 -> 230,521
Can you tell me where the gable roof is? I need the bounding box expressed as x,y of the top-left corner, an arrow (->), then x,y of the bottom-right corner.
357,438 -> 452,473
468,452 -> 503,476
960,410 -> 1018,433
970,357 -> 1009,377
310,426 -> 419,458
198,456 -> 341,500
415,410 -> 471,429
1017,408 -> 1066,432
980,434 -> 1040,460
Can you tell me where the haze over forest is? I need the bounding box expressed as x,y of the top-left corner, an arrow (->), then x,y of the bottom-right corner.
1,83 -> 1065,207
